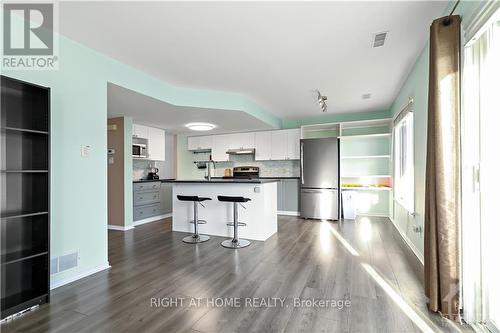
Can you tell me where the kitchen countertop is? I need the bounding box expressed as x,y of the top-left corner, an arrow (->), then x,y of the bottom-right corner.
133,178 -> 175,183
258,176 -> 300,179
163,179 -> 279,184
133,177 -> 298,183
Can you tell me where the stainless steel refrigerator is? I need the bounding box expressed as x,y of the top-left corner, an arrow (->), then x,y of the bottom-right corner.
300,137 -> 340,220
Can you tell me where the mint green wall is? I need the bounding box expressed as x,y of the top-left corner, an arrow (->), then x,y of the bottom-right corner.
389,1 -> 485,260
123,116 -> 133,227
2,14 -> 279,286
282,109 -> 391,128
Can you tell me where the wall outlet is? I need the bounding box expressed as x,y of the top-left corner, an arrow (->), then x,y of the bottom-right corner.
254,186 -> 260,193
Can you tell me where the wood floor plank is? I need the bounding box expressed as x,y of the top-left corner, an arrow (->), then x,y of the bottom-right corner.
0,217 -> 472,333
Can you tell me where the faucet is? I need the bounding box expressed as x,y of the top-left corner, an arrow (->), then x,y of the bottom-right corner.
206,159 -> 216,181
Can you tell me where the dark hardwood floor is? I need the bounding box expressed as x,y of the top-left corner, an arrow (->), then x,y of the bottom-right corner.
1,216 -> 470,333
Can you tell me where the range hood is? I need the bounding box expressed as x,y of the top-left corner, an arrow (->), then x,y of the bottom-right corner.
226,148 -> 255,155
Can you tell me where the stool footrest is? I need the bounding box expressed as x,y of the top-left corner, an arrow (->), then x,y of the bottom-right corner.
226,222 -> 247,227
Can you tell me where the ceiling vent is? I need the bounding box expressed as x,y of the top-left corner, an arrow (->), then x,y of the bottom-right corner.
373,32 -> 388,48
362,93 -> 371,100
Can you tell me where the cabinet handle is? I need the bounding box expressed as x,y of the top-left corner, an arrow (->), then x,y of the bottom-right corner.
139,196 -> 143,200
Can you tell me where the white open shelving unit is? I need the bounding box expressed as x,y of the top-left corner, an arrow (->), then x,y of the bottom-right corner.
301,118 -> 393,217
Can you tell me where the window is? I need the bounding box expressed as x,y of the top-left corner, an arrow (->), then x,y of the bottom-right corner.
462,6 -> 500,331
394,111 -> 414,213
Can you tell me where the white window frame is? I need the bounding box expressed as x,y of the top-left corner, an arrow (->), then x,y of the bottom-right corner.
393,110 -> 414,214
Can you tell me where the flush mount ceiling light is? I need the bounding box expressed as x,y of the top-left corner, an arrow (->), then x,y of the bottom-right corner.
185,122 -> 216,131
315,90 -> 328,113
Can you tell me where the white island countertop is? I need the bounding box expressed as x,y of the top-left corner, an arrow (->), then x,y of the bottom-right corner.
169,180 -> 278,241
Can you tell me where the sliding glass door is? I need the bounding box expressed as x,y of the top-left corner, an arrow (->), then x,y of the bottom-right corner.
462,8 -> 500,332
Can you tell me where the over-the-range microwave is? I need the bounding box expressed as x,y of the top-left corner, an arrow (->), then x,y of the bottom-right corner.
132,142 -> 148,158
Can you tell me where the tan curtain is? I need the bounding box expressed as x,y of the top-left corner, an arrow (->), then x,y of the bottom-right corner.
424,14 -> 461,322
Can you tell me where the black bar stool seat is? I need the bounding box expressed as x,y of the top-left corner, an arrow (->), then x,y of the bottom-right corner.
217,196 -> 251,203
218,196 -> 251,249
177,195 -> 211,243
178,195 -> 212,202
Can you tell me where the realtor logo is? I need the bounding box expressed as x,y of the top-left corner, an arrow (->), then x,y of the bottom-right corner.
2,2 -> 58,70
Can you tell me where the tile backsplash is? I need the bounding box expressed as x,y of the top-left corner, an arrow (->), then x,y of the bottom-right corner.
192,152 -> 300,178
133,159 -> 175,180
133,159 -> 155,180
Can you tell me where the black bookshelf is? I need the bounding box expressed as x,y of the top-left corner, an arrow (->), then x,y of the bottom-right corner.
1,76 -> 50,320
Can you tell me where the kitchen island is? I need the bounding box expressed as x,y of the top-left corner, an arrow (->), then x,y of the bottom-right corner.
164,179 -> 278,241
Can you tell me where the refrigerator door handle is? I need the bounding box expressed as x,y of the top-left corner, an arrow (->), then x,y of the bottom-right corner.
301,189 -> 319,193
300,141 -> 304,185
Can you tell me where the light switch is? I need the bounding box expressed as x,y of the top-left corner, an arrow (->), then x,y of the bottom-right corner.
81,145 -> 90,157
254,186 -> 260,193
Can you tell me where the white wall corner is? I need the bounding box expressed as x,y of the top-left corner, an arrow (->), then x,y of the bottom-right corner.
108,224 -> 135,231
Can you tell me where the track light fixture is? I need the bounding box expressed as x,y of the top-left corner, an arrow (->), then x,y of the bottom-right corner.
315,90 -> 328,113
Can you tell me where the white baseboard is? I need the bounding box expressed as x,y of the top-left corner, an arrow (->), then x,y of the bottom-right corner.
356,213 -> 390,218
50,262 -> 111,290
108,224 -> 134,231
389,216 -> 424,264
278,211 -> 300,216
134,213 -> 172,226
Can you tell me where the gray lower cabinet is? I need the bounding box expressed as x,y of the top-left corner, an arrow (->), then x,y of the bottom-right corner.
134,204 -> 160,221
133,181 -> 161,221
160,183 -> 173,215
271,179 -> 299,213
282,179 -> 300,212
276,180 -> 284,211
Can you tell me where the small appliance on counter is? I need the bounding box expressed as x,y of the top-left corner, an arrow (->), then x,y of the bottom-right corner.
232,166 -> 260,179
147,166 -> 160,180
224,168 -> 232,177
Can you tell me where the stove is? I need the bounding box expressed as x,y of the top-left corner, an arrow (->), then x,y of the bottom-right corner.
232,166 -> 260,179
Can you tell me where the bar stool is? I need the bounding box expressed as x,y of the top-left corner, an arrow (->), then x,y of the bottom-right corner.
218,196 -> 251,249
177,195 -> 212,244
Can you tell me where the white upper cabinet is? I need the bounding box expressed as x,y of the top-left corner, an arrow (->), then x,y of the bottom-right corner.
133,124 -> 149,139
133,124 -> 165,161
226,132 -> 255,150
271,130 -> 288,160
188,136 -> 212,151
255,131 -> 272,160
185,129 -> 299,161
148,127 -> 165,161
265,129 -> 300,161
211,134 -> 230,161
236,132 -> 255,149
286,129 -> 301,160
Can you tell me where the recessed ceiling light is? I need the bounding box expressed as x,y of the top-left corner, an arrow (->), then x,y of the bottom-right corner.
185,122 -> 216,131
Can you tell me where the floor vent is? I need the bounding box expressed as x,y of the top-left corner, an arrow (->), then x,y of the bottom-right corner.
373,32 -> 388,47
50,252 -> 79,274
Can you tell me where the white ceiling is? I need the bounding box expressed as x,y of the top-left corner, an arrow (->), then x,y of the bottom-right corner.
61,1 -> 447,119
107,83 -> 274,134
